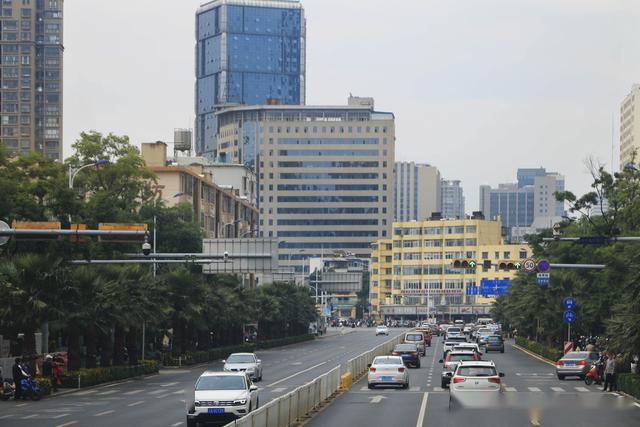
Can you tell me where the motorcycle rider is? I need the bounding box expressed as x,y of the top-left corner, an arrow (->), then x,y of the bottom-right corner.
11,358 -> 25,400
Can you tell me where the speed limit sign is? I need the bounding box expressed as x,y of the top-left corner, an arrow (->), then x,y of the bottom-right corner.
523,259 -> 536,273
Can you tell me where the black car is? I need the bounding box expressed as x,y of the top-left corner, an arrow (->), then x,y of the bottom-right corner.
485,335 -> 504,353
392,343 -> 421,368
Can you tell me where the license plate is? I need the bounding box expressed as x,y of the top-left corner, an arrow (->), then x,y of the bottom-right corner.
380,376 -> 393,381
208,408 -> 225,414
401,354 -> 410,358
564,363 -> 575,366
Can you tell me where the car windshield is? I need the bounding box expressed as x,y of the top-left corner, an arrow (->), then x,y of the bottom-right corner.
487,336 -> 502,341
227,355 -> 255,363
562,352 -> 591,360
457,366 -> 497,377
395,344 -> 417,351
196,376 -> 246,391
447,337 -> 467,343
373,357 -> 402,365
405,334 -> 423,341
449,354 -> 476,361
448,328 -> 461,333
478,329 -> 491,334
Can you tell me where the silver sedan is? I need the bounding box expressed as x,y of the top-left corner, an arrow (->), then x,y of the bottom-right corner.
367,356 -> 409,389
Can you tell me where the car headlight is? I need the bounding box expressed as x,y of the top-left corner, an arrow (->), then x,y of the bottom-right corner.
223,366 -> 230,371
194,401 -> 201,406
233,399 -> 247,406
246,367 -> 255,372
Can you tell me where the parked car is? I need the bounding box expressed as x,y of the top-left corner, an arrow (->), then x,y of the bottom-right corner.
367,356 -> 409,389
404,332 -> 427,356
440,351 -> 481,388
484,335 -> 505,353
187,371 -> 259,426
223,353 -> 263,382
376,325 -> 390,336
555,351 -> 599,380
392,343 -> 421,368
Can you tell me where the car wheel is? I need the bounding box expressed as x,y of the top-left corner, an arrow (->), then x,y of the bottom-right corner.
248,403 -> 252,413
416,362 -> 421,368
256,398 -> 260,409
441,379 -> 447,389
187,419 -> 197,427
558,374 -> 565,380
500,349 -> 504,353
368,383 -> 374,389
402,382 -> 409,389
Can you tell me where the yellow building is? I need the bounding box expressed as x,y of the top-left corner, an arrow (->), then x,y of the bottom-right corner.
370,218 -> 532,320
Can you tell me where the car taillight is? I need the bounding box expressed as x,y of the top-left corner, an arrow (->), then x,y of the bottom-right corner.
576,360 -> 587,366
488,377 -> 501,384
398,367 -> 405,373
556,361 -> 564,366
452,377 -> 465,384
369,368 -> 376,373
411,352 -> 418,356
392,352 -> 400,356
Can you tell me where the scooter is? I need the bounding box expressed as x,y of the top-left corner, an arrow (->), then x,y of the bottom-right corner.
585,362 -> 603,386
20,376 -> 42,401
0,379 -> 15,401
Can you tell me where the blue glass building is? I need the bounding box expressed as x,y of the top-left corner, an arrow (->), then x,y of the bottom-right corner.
195,0 -> 306,158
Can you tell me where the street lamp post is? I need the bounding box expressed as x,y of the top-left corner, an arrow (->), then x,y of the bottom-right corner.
67,159 -> 109,222
222,219 -> 241,238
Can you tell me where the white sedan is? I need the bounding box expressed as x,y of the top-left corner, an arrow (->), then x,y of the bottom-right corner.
375,325 -> 389,336
367,356 -> 409,389
449,361 -> 505,409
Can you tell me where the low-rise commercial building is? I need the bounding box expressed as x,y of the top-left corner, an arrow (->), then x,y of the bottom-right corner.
142,142 -> 257,238
370,218 -> 531,321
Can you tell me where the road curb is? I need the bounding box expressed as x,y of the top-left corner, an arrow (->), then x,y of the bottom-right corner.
512,343 -> 556,367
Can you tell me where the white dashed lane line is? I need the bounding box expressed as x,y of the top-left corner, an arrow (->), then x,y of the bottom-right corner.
94,410 -> 115,417
127,400 -> 145,407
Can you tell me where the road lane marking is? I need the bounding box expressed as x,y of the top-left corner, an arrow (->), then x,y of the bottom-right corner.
528,387 -> 542,392
172,389 -> 185,395
360,386 -> 368,391
433,387 -> 444,392
161,382 -> 178,387
156,393 -> 171,399
16,403 -> 27,407
266,361 -> 328,387
271,387 -> 286,393
127,401 -> 145,407
52,414 -> 71,419
410,386 -> 420,391
505,387 -> 517,392
416,392 -> 429,427
124,389 -> 144,395
170,423 -> 184,426
0,415 -> 13,419
94,410 -> 115,417
148,389 -> 166,395
21,414 -> 38,419
96,390 -> 118,396
551,387 -> 565,392
74,390 -> 99,396
104,380 -> 131,387
56,422 -> 78,427
575,387 -> 590,392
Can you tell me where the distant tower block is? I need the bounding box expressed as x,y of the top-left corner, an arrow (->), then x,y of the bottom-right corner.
174,129 -> 193,156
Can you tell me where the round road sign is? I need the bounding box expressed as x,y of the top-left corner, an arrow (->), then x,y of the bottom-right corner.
563,310 -> 577,324
523,259 -> 536,273
563,297 -> 577,310
0,220 -> 9,246
537,259 -> 551,273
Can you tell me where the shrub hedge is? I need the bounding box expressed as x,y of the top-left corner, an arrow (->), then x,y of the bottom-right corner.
166,334 -> 315,366
35,377 -> 52,396
515,336 -> 562,361
60,360 -> 159,389
618,373 -> 640,400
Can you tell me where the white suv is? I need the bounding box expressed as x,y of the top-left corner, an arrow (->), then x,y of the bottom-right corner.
187,371 -> 259,427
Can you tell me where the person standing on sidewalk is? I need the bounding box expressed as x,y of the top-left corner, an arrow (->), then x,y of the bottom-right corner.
603,353 -> 617,392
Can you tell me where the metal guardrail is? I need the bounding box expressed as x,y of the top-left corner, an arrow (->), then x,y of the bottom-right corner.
224,365 -> 341,427
345,332 -> 406,379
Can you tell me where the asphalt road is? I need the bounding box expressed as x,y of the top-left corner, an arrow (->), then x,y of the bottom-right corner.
0,327 -> 408,427
308,336 -> 640,427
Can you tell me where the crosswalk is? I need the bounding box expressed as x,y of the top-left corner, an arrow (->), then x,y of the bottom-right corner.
358,385 -> 611,393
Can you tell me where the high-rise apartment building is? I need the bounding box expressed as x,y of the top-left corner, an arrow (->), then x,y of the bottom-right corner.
393,161 -> 441,222
441,179 -> 465,219
0,0 -> 63,160
620,84 -> 640,169
195,0 -> 306,159
479,168 -> 564,241
215,98 -> 395,272
370,218 -> 531,320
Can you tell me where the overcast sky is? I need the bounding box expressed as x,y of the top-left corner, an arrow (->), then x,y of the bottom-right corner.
64,0 -> 640,211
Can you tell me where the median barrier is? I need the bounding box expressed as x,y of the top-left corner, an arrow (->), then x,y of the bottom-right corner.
223,365 -> 341,427
345,332 -> 406,380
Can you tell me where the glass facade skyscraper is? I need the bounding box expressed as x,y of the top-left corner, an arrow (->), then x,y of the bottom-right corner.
195,0 -> 306,159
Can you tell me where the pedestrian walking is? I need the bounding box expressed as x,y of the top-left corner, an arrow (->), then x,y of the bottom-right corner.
603,353 -> 617,392
42,355 -> 58,392
11,358 -> 24,400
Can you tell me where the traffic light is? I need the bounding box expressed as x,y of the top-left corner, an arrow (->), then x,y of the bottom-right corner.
453,259 -> 477,269
498,261 -> 521,271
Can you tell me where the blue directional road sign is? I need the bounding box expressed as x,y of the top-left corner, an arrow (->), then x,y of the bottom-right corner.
563,297 -> 577,310
563,310 -> 577,324
536,273 -> 550,285
537,259 -> 551,273
479,279 -> 511,296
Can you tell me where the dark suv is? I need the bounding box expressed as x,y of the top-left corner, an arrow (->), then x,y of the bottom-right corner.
485,335 -> 504,353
